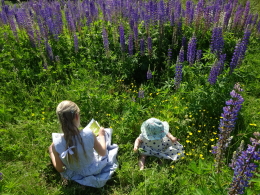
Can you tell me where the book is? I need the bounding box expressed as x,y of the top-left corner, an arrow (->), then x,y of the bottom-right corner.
86,118 -> 100,136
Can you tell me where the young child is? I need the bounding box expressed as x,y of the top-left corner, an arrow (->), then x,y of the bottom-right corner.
133,118 -> 184,170
49,100 -> 118,188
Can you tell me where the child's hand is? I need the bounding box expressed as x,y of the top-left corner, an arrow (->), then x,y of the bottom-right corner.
98,127 -> 105,137
133,147 -> 138,152
171,136 -> 177,143
167,133 -> 177,143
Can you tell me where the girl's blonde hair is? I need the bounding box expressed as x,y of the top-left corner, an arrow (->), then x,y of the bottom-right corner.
56,100 -> 86,164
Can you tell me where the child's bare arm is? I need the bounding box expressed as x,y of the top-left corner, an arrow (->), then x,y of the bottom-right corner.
166,133 -> 177,143
49,143 -> 65,173
133,137 -> 142,152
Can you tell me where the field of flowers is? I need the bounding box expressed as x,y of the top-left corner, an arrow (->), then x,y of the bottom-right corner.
1,0 -> 260,194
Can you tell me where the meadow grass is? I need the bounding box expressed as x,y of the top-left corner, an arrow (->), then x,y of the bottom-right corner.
1,0 -> 260,194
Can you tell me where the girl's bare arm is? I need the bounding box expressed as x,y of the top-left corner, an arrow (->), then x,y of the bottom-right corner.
94,127 -> 107,156
166,133 -> 177,143
49,143 -> 65,173
133,137 -> 143,152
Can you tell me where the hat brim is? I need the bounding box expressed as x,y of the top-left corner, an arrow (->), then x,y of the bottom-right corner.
141,121 -> 169,140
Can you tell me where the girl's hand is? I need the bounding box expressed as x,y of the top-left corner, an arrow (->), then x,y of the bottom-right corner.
167,133 -> 177,143
98,127 -> 105,137
171,136 -> 177,143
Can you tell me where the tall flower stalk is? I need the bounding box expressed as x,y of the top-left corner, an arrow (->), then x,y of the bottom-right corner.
174,47 -> 184,90
229,132 -> 260,195
187,35 -> 197,66
230,30 -> 251,73
212,83 -> 244,173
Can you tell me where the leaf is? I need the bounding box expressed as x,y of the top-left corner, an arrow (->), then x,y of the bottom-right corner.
250,178 -> 260,183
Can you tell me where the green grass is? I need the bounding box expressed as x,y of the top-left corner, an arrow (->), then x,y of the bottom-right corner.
1,0 -> 260,194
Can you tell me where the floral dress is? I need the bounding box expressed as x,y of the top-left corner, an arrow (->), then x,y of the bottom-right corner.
138,134 -> 185,160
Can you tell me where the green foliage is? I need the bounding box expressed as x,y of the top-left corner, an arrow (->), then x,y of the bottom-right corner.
1,0 -> 260,194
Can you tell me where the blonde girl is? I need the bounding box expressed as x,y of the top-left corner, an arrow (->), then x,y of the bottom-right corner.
49,100 -> 118,187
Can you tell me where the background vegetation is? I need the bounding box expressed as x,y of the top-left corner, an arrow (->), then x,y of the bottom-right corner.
1,0 -> 260,194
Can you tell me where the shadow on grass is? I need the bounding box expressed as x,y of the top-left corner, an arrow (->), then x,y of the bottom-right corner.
42,162 -> 120,195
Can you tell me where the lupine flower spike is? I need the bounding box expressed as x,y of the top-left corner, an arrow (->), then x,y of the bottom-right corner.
229,132 -> 260,195
187,35 -> 197,66
138,90 -> 145,98
212,83 -> 244,173
147,69 -> 152,80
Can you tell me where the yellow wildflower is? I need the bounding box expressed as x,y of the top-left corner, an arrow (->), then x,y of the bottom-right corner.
189,132 -> 193,135
210,138 -> 214,141
31,113 -> 35,116
249,124 -> 257,126
198,130 -> 201,133
170,165 -> 175,169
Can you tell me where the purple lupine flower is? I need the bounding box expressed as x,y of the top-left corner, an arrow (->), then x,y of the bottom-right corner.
242,1 -> 250,28
147,36 -> 152,55
7,12 -> 18,38
133,24 -> 138,43
211,83 -> 244,173
167,48 -> 172,64
244,14 -> 253,29
204,5 -> 214,29
138,90 -> 145,98
55,55 -> 60,63
102,28 -> 109,54
229,132 -> 260,195
147,69 -> 152,80
45,41 -> 54,61
185,1 -> 193,25
211,27 -> 224,52
187,35 -> 197,66
208,54 -> 226,85
128,34 -> 134,56
174,1 -> 182,24
74,34 -> 79,53
194,0 -> 204,28
159,0 -> 165,23
179,46 -> 185,63
229,140 -> 244,169
65,10 -> 75,33
213,4 -> 221,24
223,3 -> 232,29
0,172 -> 2,180
119,25 -> 125,52
233,5 -> 244,29
140,38 -> 145,56
210,27 -> 224,55
196,50 -> 202,62
174,58 -> 183,90
230,31 -> 251,73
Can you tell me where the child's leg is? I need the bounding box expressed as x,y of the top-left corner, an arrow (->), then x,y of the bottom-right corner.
138,155 -> 146,170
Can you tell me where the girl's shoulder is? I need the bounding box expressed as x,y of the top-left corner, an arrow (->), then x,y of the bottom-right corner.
52,133 -> 64,144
